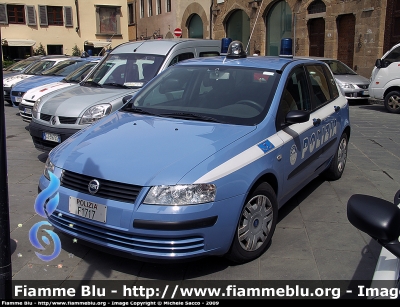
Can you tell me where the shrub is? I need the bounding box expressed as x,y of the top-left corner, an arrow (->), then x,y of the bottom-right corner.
71,44 -> 81,56
33,43 -> 46,56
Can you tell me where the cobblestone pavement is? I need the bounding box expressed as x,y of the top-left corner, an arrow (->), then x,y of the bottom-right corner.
4,101 -> 400,282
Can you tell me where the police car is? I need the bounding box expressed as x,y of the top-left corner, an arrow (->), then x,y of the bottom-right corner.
18,59 -> 100,122
39,40 -> 350,263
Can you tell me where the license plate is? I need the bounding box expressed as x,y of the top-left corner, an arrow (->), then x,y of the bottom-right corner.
362,90 -> 369,95
69,196 -> 107,223
24,108 -> 32,114
42,132 -> 61,143
15,97 -> 22,102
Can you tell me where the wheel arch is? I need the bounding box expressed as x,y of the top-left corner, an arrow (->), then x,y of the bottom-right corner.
384,86 -> 400,99
248,172 -> 279,199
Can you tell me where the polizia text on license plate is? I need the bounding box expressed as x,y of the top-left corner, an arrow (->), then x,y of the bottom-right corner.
69,196 -> 107,223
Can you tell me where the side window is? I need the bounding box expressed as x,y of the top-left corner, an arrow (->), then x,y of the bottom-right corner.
305,65 -> 332,107
383,46 -> 400,66
199,51 -> 220,57
276,66 -> 311,129
322,65 -> 339,99
168,53 -> 195,66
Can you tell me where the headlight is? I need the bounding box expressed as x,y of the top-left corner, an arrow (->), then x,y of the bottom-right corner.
44,157 -> 55,180
339,83 -> 355,89
32,98 -> 42,119
144,184 -> 216,205
79,104 -> 112,125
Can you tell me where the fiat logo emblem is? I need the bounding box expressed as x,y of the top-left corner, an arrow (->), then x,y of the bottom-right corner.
88,179 -> 100,195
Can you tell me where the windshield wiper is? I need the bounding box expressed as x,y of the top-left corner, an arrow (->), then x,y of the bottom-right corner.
124,107 -> 159,116
83,80 -> 103,88
160,112 -> 223,123
103,82 -> 129,89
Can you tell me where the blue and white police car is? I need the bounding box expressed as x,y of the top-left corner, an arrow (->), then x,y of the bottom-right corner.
39,40 -> 350,263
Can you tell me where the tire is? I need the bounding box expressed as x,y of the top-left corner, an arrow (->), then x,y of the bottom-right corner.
225,182 -> 278,263
323,132 -> 348,181
384,91 -> 400,114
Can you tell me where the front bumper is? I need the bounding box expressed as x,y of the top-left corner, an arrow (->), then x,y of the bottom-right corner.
10,90 -> 25,107
29,120 -> 79,152
38,174 -> 243,261
342,88 -> 370,100
19,103 -> 33,122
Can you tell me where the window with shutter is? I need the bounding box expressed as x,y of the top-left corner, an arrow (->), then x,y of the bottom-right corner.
64,6 -> 73,27
38,5 -> 48,26
26,5 -> 36,25
0,4 -> 8,24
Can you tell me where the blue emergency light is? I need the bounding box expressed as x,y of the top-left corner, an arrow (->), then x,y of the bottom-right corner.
280,38 -> 293,57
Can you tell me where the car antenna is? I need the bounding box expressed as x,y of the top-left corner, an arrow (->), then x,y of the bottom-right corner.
133,41 -> 146,52
246,0 -> 264,54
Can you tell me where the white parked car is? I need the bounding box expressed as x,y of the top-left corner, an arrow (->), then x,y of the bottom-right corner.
19,60 -> 100,122
3,55 -> 70,106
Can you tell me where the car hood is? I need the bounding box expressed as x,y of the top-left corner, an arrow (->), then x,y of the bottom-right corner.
40,86 -> 139,116
52,111 -> 256,186
3,74 -> 33,87
12,75 -> 65,91
23,81 -> 75,101
334,74 -> 370,85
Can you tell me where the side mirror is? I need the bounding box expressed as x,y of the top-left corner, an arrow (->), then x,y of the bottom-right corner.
375,59 -> 382,69
285,110 -> 310,124
347,189 -> 400,258
122,95 -> 133,104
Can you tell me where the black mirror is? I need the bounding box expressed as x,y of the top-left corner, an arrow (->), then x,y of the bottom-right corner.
122,95 -> 133,104
375,59 -> 382,68
347,189 -> 400,258
285,110 -> 310,124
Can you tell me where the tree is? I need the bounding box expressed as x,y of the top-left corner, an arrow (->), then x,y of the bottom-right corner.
33,43 -> 46,56
71,44 -> 81,56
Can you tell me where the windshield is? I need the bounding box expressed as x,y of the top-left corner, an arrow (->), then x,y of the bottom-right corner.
41,60 -> 89,77
64,62 -> 98,82
23,60 -> 59,75
322,60 -> 356,75
84,53 -> 165,89
122,65 -> 279,126
4,58 -> 36,71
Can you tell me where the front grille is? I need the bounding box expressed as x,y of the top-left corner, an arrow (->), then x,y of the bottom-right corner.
61,170 -> 142,204
48,211 -> 205,256
40,113 -> 51,121
59,116 -> 78,124
11,91 -> 25,97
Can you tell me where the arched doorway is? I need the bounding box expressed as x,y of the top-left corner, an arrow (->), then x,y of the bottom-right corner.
337,14 -> 355,69
384,0 -> 400,52
266,0 -> 292,56
188,14 -> 203,38
226,10 -> 250,54
307,0 -> 326,57
309,18 -> 325,57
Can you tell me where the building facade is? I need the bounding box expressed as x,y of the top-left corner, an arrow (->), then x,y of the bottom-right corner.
1,0 -> 129,59
1,0 -> 399,79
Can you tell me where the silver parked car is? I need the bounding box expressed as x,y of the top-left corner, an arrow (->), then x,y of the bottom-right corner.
304,57 -> 370,101
29,39 -> 223,152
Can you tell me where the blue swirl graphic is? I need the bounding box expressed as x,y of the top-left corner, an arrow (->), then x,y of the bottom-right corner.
35,172 -> 60,217
30,171 -> 62,261
29,221 -> 62,261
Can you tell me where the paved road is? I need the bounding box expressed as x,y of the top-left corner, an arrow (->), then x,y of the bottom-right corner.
4,101 -> 400,284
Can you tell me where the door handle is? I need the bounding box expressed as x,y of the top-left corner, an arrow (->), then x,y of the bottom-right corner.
334,106 -> 340,112
313,118 -> 321,126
